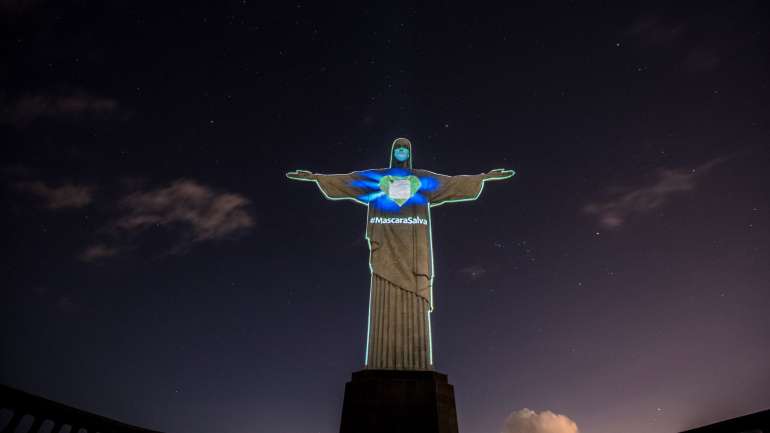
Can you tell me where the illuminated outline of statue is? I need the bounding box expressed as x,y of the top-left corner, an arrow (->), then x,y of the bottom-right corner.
287,138 -> 514,370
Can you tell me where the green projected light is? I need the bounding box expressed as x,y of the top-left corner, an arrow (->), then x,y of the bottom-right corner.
379,175 -> 421,206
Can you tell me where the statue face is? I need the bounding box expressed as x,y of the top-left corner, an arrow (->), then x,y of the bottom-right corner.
393,146 -> 410,162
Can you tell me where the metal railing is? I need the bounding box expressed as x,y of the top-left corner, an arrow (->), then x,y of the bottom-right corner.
0,384 -> 163,433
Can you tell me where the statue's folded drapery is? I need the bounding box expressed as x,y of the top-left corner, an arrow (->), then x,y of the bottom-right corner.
314,169 -> 490,306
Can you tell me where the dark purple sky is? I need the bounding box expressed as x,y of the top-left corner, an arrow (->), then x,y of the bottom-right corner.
2,2 -> 769,433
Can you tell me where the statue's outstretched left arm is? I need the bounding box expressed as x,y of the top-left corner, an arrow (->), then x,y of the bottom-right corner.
425,168 -> 515,207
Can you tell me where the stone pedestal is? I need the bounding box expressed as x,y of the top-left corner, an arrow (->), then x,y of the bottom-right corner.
339,369 -> 459,433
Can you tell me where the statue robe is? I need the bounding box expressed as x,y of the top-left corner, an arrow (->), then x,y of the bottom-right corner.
309,169 -> 496,370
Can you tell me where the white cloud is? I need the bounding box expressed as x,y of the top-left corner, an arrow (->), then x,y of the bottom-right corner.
502,408 -> 579,433
459,264 -> 487,280
78,244 -> 120,262
114,179 -> 254,252
583,157 -> 725,229
5,91 -> 118,126
14,180 -> 94,209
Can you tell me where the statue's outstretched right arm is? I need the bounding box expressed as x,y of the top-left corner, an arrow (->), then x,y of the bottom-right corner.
286,170 -> 366,204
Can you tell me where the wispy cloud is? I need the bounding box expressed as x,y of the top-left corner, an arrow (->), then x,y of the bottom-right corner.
502,408 -> 579,433
0,0 -> 39,18
623,11 -> 754,73
56,295 -> 80,313
113,179 -> 254,252
3,91 -> 118,126
29,286 -> 81,313
8,171 -> 254,260
2,164 -> 35,178
625,14 -> 686,46
583,158 -> 725,229
78,244 -> 120,262
459,264 -> 487,280
14,180 -> 94,209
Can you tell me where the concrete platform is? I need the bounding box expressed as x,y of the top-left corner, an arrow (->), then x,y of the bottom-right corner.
339,369 -> 459,433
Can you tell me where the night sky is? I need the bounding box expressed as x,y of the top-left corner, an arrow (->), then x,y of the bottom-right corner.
2,2 -> 769,433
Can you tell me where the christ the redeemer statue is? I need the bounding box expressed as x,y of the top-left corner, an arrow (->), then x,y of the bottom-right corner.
287,138 -> 514,370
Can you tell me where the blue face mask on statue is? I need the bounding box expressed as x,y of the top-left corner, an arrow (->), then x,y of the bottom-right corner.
393,147 -> 410,162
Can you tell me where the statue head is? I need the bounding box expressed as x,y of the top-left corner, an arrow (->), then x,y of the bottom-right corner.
390,137 -> 413,169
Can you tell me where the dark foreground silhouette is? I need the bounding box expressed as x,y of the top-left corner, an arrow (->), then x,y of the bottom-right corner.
680,409 -> 770,433
0,384 -> 163,433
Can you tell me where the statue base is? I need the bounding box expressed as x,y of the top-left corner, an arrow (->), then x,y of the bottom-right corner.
339,369 -> 459,433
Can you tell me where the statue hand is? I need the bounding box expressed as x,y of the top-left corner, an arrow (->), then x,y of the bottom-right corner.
286,170 -> 315,180
485,168 -> 515,180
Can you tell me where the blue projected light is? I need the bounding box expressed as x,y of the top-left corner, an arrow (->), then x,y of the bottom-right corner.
419,176 -> 439,193
351,179 -> 381,190
359,191 -> 386,202
354,168 -> 437,212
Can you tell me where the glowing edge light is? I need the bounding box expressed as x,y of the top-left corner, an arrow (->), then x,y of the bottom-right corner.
286,167 -> 516,368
